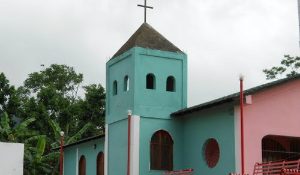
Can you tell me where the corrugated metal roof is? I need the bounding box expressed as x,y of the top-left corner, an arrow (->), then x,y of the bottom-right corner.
172,75 -> 300,116
53,134 -> 105,150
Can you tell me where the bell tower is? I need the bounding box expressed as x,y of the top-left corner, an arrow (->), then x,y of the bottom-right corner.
105,23 -> 187,175
106,23 -> 187,123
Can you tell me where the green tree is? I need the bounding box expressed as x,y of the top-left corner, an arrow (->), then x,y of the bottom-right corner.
263,55 -> 300,79
24,64 -> 83,97
0,73 -> 22,117
47,119 -> 92,175
0,112 -> 36,142
0,73 -> 12,112
23,135 -> 57,175
0,112 -> 51,174
22,64 -> 105,138
1,64 -> 106,174
23,64 -> 84,137
79,84 -> 105,136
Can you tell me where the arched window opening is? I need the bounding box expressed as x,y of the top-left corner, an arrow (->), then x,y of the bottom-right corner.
262,135 -> 300,162
97,152 -> 104,175
146,74 -> 155,90
79,155 -> 86,175
124,76 -> 129,91
150,130 -> 173,170
203,138 -> 220,168
166,76 -> 175,92
113,80 -> 118,95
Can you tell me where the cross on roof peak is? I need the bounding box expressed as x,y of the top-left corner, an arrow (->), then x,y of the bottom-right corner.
137,0 -> 153,23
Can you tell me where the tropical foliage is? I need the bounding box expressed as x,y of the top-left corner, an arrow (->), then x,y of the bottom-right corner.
263,55 -> 300,79
0,64 -> 105,174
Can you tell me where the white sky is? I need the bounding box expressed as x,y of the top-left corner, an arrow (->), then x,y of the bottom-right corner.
0,0 -> 299,106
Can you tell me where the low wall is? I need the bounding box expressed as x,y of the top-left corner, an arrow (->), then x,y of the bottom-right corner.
0,142 -> 24,175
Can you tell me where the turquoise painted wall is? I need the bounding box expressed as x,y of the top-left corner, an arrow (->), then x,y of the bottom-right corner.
107,119 -> 128,175
106,47 -> 187,124
139,117 -> 184,175
106,47 -> 187,175
106,49 -> 135,124
134,47 -> 187,118
64,147 -> 77,175
182,104 -> 236,175
64,137 -> 105,175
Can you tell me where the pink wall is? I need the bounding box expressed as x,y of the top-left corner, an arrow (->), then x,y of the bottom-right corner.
241,79 -> 300,174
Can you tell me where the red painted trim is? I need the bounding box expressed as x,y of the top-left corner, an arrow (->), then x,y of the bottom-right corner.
60,135 -> 64,175
240,78 -> 245,174
127,113 -> 132,175
253,159 -> 300,175
164,168 -> 193,175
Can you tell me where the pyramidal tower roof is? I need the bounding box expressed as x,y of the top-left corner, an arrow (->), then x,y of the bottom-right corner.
112,23 -> 183,58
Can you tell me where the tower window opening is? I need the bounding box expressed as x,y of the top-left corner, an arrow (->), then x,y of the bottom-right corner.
113,80 -> 118,95
124,76 -> 129,91
150,130 -> 173,170
166,76 -> 175,92
146,74 -> 155,89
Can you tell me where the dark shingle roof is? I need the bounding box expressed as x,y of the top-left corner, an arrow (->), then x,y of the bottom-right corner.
172,75 -> 300,116
112,23 -> 183,58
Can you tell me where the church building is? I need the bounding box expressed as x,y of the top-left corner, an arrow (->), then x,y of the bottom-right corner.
62,22 -> 300,175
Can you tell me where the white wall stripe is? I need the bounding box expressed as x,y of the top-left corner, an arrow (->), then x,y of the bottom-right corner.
130,115 -> 140,175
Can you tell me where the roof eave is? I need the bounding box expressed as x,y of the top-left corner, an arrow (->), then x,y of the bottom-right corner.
172,74 -> 300,117
52,134 -> 105,151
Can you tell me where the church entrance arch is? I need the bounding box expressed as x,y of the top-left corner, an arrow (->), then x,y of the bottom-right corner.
150,130 -> 173,170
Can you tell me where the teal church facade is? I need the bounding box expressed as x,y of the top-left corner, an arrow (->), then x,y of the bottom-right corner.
63,23 -> 238,175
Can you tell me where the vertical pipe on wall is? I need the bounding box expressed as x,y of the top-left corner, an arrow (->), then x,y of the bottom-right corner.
127,110 -> 132,175
298,0 -> 300,47
240,75 -> 245,175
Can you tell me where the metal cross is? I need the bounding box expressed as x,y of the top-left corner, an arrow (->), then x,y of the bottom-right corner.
137,0 -> 153,23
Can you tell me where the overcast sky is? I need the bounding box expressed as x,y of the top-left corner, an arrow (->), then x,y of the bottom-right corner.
0,0 -> 299,106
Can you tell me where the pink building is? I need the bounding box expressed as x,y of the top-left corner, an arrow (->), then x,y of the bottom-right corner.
235,76 -> 300,174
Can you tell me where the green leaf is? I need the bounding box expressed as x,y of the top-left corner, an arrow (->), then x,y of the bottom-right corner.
263,55 -> 299,79
48,119 -> 61,140
67,122 -> 92,144
0,112 -> 11,136
15,117 -> 35,132
35,136 -> 46,162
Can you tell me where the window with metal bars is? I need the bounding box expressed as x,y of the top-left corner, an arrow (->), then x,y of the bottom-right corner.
150,130 -> 173,170
262,135 -> 300,162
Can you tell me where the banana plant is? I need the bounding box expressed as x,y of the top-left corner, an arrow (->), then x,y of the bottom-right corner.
24,134 -> 62,175
48,118 -> 92,174
0,112 -> 54,174
0,112 -> 37,142
49,118 -> 92,148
